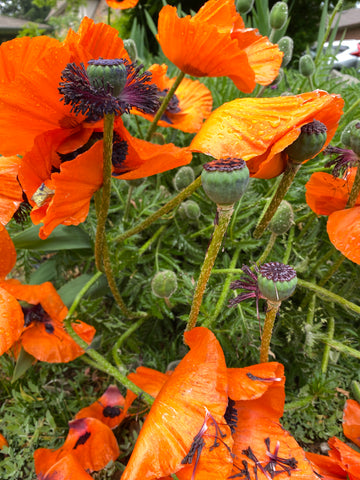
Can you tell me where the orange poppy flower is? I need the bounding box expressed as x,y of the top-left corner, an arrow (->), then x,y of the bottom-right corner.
131,64 -> 213,133
34,417 -> 120,477
106,0 -> 139,8
0,228 -> 95,362
122,327 -> 317,480
75,384 -> 135,430
305,168 -> 360,264
156,0 -> 282,92
0,433 -> 8,450
37,454 -> 94,480
18,118 -> 191,239
306,452 -> 347,480
343,399 -> 360,448
191,90 -> 344,179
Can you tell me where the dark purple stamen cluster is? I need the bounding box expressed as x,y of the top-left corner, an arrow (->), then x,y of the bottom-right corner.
58,132 -> 103,164
203,157 -> 247,172
22,304 -> 49,327
259,262 -> 296,282
224,398 -> 238,434
157,88 -> 181,124
264,437 -> 298,477
324,145 -> 359,177
229,460 -> 251,479
103,406 -> 121,418
59,59 -> 160,119
228,265 -> 262,318
112,132 -> 129,169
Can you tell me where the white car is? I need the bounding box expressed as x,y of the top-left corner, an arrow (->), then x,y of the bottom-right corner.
311,39 -> 360,69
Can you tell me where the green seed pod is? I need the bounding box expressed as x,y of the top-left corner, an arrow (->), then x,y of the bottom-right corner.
268,200 -> 294,235
270,2 -> 288,30
201,157 -> 250,206
285,120 -> 327,164
173,166 -> 195,191
351,380 -> 360,404
277,36 -> 294,67
258,262 -> 297,302
123,39 -> 138,63
341,119 -> 360,157
236,0 -> 254,14
151,270 -> 178,298
299,54 -> 315,77
87,59 -> 127,97
178,200 -> 201,221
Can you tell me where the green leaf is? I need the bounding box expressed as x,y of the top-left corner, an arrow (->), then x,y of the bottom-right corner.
11,348 -> 35,383
29,258 -> 58,284
12,225 -> 92,251
144,9 -> 158,37
58,273 -> 109,307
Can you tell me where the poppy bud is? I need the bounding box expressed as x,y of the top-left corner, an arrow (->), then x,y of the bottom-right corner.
270,2 -> 288,30
299,54 -> 315,77
285,120 -> 327,164
123,39 -> 138,63
258,262 -> 297,302
341,119 -> 360,157
178,200 -> 201,221
173,166 -> 195,191
201,157 -> 250,206
151,270 -> 178,298
268,200 -> 294,235
87,58 -> 128,97
236,0 -> 254,14
277,36 -> 293,67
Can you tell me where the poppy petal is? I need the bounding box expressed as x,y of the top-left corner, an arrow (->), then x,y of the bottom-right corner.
244,34 -> 284,85
121,327 -> 233,480
75,385 -> 127,429
327,207 -> 360,264
190,91 -> 344,179
306,451 -> 347,479
38,453 -> 94,480
0,228 -> 17,279
0,156 -> 23,228
34,417 -> 120,475
343,399 -> 360,448
328,437 -> 360,479
0,287 -> 24,356
0,433 -> 8,450
105,0 -> 139,9
305,172 -> 351,216
127,366 -> 170,398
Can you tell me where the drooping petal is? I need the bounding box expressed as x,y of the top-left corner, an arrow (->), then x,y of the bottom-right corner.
34,418 -> 120,476
327,207 -> 360,264
244,34 -> 284,85
305,171 -> 352,216
328,437 -> 360,480
37,454 -> 94,480
0,228 -> 17,279
75,385 -> 128,429
127,366 -> 170,398
191,91 -> 344,179
306,451 -> 347,479
121,327 -> 233,480
0,156 -> 23,228
343,399 -> 360,448
0,287 -> 24,356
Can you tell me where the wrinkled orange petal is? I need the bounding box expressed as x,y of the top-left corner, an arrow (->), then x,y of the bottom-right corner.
343,399 -> 360,448
75,385 -> 127,429
105,0 -> 139,9
34,417 -> 120,475
244,34 -> 284,85
0,287 -> 24,356
328,437 -> 360,479
0,433 -> 8,449
121,327 -> 233,480
39,454 -> 94,480
327,207 -> 360,264
191,91 -> 344,179
0,228 -> 17,279
306,172 -> 352,216
112,119 -> 192,180
127,366 -> 170,398
0,156 -> 23,228
306,451 -> 347,479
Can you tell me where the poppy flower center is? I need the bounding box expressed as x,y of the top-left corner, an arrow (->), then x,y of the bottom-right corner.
22,304 -> 55,334
324,145 -> 359,178
103,405 -> 121,418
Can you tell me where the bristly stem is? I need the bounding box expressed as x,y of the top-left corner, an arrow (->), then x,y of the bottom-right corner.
145,70 -> 186,142
259,300 -> 281,362
186,205 -> 234,332
257,232 -> 277,264
113,175 -> 202,244
321,316 -> 335,374
95,113 -> 115,271
253,163 -> 301,239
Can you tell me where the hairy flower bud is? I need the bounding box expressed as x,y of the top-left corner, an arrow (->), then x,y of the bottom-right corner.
285,120 -> 327,163
178,200 -> 201,221
151,270 -> 178,298
236,0 -> 254,14
341,119 -> 360,157
268,200 -> 294,235
173,166 -> 195,191
277,36 -> 294,67
270,2 -> 288,30
299,54 -> 315,77
201,157 -> 250,206
258,262 -> 297,302
123,39 -> 138,63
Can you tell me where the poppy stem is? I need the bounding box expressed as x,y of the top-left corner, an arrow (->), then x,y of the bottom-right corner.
145,70 -> 186,142
259,300 -> 281,363
257,232 -> 277,264
186,205 -> 234,332
321,316 -> 335,374
113,175 -> 202,244
347,163 -> 360,208
112,316 -> 147,367
95,113 -> 115,272
253,163 -> 301,239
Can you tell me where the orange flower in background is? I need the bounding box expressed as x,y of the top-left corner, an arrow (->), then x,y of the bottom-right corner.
0,433 -> 8,450
131,64 -> 213,133
156,0 -> 282,93
0,228 -> 95,362
18,118 -> 191,239
34,417 -> 120,477
37,454 -> 94,480
122,327 -> 318,480
191,90 -> 344,179
106,0 -> 139,8
305,168 -> 360,264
